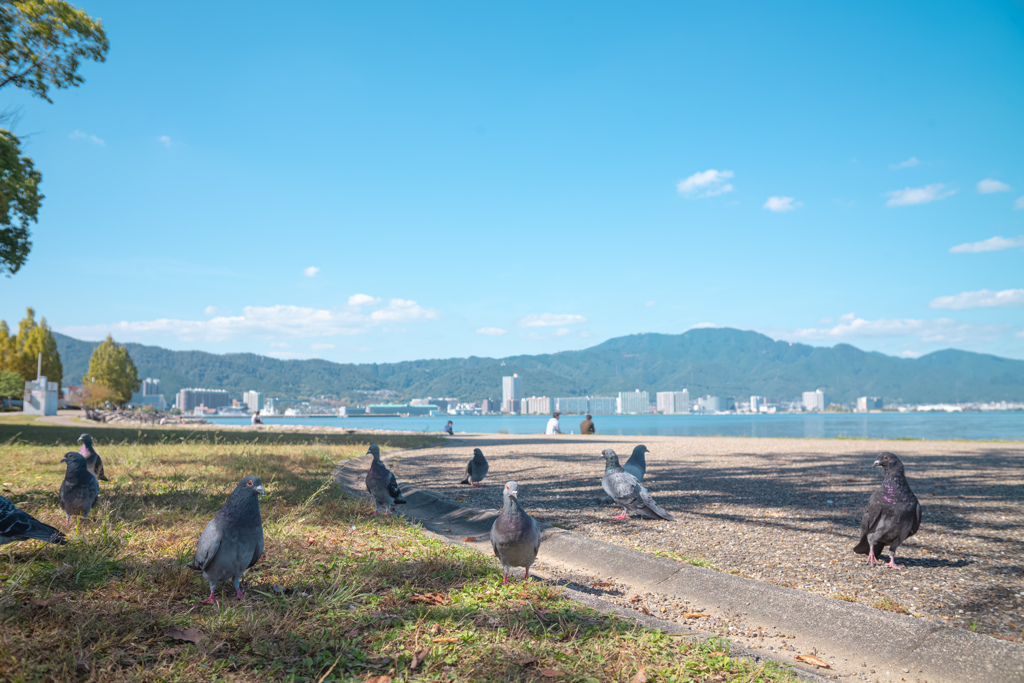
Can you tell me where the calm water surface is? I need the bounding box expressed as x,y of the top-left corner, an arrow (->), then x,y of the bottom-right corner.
206,412 -> 1024,441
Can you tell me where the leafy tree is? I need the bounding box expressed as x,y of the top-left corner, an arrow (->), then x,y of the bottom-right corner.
0,368 -> 23,399
0,307 -> 62,390
84,334 -> 139,405
79,380 -> 114,408
0,0 -> 107,276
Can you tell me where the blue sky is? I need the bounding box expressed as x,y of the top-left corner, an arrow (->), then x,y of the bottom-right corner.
2,1 -> 1023,363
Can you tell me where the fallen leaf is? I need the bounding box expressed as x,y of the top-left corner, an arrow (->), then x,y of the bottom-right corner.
640,607 -> 650,615
410,648 -> 429,670
514,657 -> 539,666
365,676 -> 393,683
165,627 -> 205,644
795,654 -> 831,669
631,668 -> 648,683
590,581 -> 613,588
629,595 -> 642,604
409,592 -> 447,605
539,669 -> 564,677
305,537 -> 316,547
683,613 -> 709,619
463,536 -> 476,542
432,637 -> 458,644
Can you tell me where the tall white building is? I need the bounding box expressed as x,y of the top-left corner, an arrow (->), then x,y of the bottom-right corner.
243,390 -> 263,412
502,374 -> 522,413
523,396 -> 552,414
750,395 -> 765,412
617,389 -> 650,414
588,396 -> 617,414
141,378 -> 161,397
803,389 -> 827,411
656,390 -> 691,414
857,396 -> 883,412
555,397 -> 588,414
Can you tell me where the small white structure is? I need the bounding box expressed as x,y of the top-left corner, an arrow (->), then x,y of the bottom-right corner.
24,376 -> 58,415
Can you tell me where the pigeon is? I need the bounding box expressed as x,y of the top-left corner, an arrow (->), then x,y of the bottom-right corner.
600,450 -> 674,521
490,481 -> 541,583
59,452 -> 99,523
460,448 -> 489,486
621,444 -> 650,482
853,452 -> 922,569
0,495 -> 66,545
365,445 -> 406,516
187,475 -> 266,603
77,433 -> 108,481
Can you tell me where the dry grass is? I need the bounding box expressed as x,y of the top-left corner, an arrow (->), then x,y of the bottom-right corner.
0,427 -> 796,681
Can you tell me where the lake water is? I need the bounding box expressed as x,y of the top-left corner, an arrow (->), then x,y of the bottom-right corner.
205,411 -> 1024,441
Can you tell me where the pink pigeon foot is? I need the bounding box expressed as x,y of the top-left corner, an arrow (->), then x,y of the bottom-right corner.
611,511 -> 630,521
234,588 -> 244,600
867,548 -> 878,566
885,557 -> 905,569
524,568 -> 530,580
502,571 -> 508,584
202,590 -> 216,605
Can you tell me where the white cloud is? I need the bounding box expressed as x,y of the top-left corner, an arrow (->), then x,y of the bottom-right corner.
347,293 -> 381,307
555,328 -> 572,336
949,236 -> 1024,253
518,313 -> 587,327
69,130 -> 105,146
884,183 -> 957,207
763,196 -> 802,212
1017,330 -> 1024,339
303,266 -> 320,277
369,298 -> 440,322
929,289 -> 1024,310
310,342 -> 335,350
676,169 -> 734,198
270,342 -> 290,348
690,322 -> 721,329
1015,196 -> 1024,210
977,178 -> 1012,194
476,327 -> 507,336
897,350 -> 924,359
890,157 -> 919,170
788,314 -> 1002,344
158,135 -> 172,148
644,301 -> 656,307
203,305 -> 228,316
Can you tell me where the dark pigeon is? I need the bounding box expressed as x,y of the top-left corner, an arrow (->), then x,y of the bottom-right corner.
460,448 -> 489,486
490,481 -> 541,583
187,475 -> 265,603
854,452 -> 922,569
77,433 -> 108,481
622,444 -> 650,482
59,452 -> 99,523
600,450 -> 674,521
365,445 -> 406,516
0,495 -> 66,545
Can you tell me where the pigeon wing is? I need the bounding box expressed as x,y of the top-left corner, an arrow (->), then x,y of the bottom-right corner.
387,471 -> 405,504
853,491 -> 884,554
190,518 -> 222,570
603,470 -> 643,510
910,502 -> 922,537
460,461 -> 472,484
248,532 -> 264,569
0,497 -> 66,543
636,485 -> 675,521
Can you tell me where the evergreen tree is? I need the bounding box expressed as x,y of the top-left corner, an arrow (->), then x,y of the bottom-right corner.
0,369 -> 22,400
84,334 -> 139,405
0,308 -> 62,391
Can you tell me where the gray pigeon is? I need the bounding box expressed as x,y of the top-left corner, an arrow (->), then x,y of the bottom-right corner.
490,481 -> 541,583
854,452 -> 922,569
187,475 -> 266,603
365,445 -> 406,516
77,433 -> 108,481
622,444 -> 649,482
0,495 -> 66,545
460,448 -> 489,486
58,452 -> 99,523
600,450 -> 674,521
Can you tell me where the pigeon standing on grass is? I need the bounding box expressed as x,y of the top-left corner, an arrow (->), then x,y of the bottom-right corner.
460,448 -> 489,486
58,452 -> 99,523
365,445 -> 406,516
490,481 -> 541,583
600,450 -> 674,521
0,495 -> 66,545
854,452 -> 921,569
621,444 -> 650,482
188,476 -> 265,603
77,433 -> 108,481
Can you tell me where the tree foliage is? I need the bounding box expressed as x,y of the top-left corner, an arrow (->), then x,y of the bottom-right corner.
0,307 -> 62,390
0,368 -> 22,398
0,128 -> 42,276
84,334 -> 139,405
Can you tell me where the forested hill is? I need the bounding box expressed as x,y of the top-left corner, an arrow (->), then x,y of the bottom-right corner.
53,328 -> 1024,404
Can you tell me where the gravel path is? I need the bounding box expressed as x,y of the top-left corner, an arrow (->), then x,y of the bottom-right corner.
391,434 -> 1024,644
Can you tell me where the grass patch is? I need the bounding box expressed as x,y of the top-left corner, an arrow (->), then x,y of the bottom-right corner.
643,547 -> 722,571
832,592 -> 857,603
0,434 -> 796,681
871,597 -> 909,614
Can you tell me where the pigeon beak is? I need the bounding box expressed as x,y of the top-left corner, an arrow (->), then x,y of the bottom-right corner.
255,485 -> 266,495
872,459 -> 882,467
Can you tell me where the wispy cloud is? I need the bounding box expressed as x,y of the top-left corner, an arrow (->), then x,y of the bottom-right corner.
897,350 -> 924,359
476,327 -> 507,336
884,183 -> 957,207
644,301 -> 656,307
977,178 -> 1012,194
519,313 -> 587,328
689,322 -> 721,330
69,130 -> 105,146
929,288 -> 1024,310
555,328 -> 572,336
347,293 -> 380,307
1015,196 -> 1024,211
158,135 -> 172,148
369,299 -> 439,323
310,342 -> 335,350
303,266 -> 320,277
203,305 -> 229,316
676,169 -> 734,198
785,313 -> 1005,345
763,196 -> 802,212
949,236 -> 1024,253
890,157 -> 919,170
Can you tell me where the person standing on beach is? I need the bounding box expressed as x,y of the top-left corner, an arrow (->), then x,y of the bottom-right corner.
545,412 -> 562,435
580,414 -> 595,434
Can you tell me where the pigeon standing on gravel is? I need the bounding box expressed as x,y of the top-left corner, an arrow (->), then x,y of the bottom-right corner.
58,452 -> 99,523
460,448 -> 489,486
490,481 -> 541,583
0,495 -> 66,545
621,444 -> 650,482
365,445 -> 406,516
187,475 -> 266,603
853,452 -> 921,569
600,450 -> 675,522
77,433 -> 108,481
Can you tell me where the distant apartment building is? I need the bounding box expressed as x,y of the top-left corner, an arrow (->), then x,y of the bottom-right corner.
521,396 -> 552,414
554,396 -> 589,414
588,396 -> 618,414
264,398 -> 277,416
502,374 -> 523,413
656,390 -> 691,414
697,395 -> 734,412
617,390 -> 650,414
857,396 -> 883,412
481,399 -> 494,414
177,388 -> 231,413
243,390 -> 263,413
141,378 -> 161,396
750,395 -> 765,412
803,389 -> 827,411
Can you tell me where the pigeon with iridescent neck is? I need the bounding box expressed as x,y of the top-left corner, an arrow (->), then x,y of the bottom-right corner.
59,452 -> 99,523
77,433 -> 108,481
621,444 -> 649,482
490,481 -> 541,583
853,452 -> 921,569
460,448 -> 489,486
600,450 -> 674,521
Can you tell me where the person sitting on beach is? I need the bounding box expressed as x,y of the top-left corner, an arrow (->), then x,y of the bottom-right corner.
580,414 -> 595,434
251,411 -> 263,425
545,412 -> 562,435
443,420 -> 454,435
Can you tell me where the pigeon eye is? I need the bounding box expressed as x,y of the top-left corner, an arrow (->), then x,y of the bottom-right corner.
247,481 -> 253,486
884,456 -> 889,460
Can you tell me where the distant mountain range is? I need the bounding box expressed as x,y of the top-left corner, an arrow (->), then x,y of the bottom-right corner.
53,328 -> 1024,405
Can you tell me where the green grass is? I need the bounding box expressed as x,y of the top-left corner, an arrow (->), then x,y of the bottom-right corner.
0,427 -> 797,681
641,547 -> 722,571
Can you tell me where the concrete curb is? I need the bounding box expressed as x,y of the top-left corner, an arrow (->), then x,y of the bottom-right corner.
334,451 -> 1024,683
